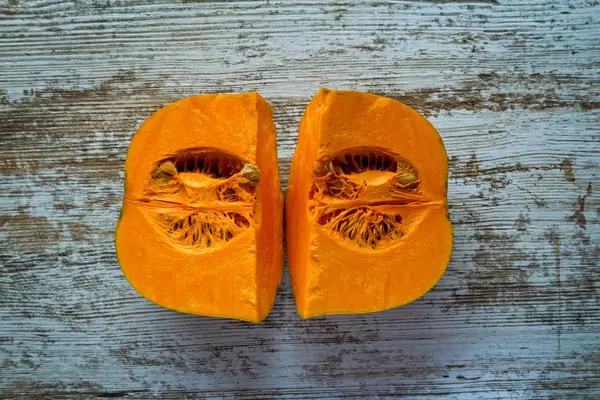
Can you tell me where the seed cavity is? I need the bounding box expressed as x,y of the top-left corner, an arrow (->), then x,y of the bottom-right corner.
317,207 -> 404,249
331,149 -> 399,175
311,148 -> 420,202
144,148 -> 258,250
310,148 -> 421,249
149,150 -> 260,201
173,151 -> 244,178
158,210 -> 251,249
216,181 -> 255,203
313,176 -> 362,201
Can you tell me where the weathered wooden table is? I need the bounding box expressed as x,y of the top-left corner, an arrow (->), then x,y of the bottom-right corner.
1,1 -> 599,398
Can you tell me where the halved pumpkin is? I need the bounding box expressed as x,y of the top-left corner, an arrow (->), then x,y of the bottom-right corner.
286,89 -> 453,318
116,92 -> 284,323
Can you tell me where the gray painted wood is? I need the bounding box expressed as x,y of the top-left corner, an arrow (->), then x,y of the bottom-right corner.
1,0 -> 599,398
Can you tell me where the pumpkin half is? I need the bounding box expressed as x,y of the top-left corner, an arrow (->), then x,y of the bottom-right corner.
286,89 -> 452,319
116,92 -> 284,323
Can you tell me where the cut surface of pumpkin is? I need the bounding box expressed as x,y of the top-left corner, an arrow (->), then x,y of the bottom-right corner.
286,89 -> 453,319
116,92 -> 284,323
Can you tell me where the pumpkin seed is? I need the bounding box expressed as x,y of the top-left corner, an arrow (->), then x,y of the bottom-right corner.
396,172 -> 418,185
158,160 -> 177,175
240,163 -> 260,186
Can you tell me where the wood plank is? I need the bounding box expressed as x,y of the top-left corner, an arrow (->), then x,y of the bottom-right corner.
1,0 -> 599,398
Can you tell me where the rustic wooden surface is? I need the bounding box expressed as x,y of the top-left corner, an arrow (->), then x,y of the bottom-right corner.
1,0 -> 599,398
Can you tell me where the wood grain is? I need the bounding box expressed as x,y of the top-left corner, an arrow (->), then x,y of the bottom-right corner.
1,0 -> 599,398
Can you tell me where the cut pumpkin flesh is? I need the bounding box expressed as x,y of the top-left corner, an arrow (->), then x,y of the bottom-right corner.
116,93 -> 284,323
286,89 -> 453,319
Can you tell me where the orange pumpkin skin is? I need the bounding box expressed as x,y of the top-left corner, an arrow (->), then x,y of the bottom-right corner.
116,92 -> 284,323
286,89 -> 453,319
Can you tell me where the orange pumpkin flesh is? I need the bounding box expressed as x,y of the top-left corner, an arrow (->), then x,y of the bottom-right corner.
286,89 -> 453,319
116,92 -> 284,323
